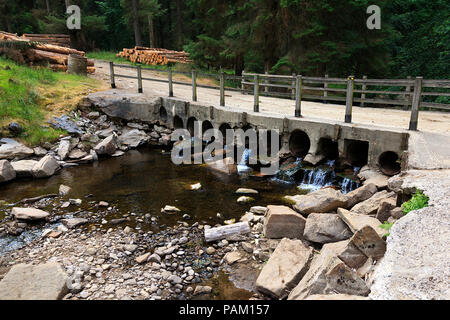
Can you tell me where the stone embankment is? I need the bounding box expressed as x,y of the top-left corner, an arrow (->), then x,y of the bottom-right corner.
0,108 -> 173,184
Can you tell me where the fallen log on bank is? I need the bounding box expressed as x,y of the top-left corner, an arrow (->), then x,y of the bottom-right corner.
204,222 -> 251,242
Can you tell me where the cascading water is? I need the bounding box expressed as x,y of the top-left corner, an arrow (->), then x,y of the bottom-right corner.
237,148 -> 253,173
298,168 -> 334,191
341,177 -> 359,194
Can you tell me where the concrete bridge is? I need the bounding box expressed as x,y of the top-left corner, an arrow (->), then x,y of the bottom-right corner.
87,90 -> 413,174
88,59 -> 450,173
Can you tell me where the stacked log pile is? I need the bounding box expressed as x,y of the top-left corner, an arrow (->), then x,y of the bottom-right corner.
117,47 -> 192,65
0,31 -> 94,73
22,34 -> 71,47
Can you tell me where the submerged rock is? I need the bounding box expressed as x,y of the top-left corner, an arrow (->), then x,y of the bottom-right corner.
62,218 -> 89,229
237,196 -> 255,204
161,205 -> 181,214
11,207 -> 50,221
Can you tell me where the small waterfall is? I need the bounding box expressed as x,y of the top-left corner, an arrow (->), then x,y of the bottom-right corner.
298,168 -> 334,191
237,148 -> 253,173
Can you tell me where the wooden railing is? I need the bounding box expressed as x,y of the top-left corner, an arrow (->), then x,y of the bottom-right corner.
109,62 -> 450,131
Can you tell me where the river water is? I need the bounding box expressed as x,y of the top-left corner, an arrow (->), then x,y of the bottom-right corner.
0,147 -> 359,299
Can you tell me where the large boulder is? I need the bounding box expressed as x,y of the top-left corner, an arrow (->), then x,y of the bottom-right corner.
288,241 -> 369,300
0,262 -> 68,300
263,205 -> 306,239
286,188 -> 347,215
31,155 -> 60,178
0,138 -> 34,160
118,129 -> 149,148
0,160 -> 16,183
94,133 -> 118,155
255,238 -> 313,299
344,183 -> 378,208
338,208 -> 385,237
334,239 -> 369,269
350,190 -> 396,215
376,198 -> 397,223
11,207 -> 50,221
349,226 -> 386,260
303,213 -> 353,244
10,160 -> 38,177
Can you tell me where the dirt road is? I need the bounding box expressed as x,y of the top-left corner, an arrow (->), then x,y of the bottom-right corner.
91,60 -> 450,136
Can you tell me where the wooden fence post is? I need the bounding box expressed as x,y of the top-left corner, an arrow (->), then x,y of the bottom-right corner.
361,75 -> 367,107
323,74 -> 328,104
220,72 -> 225,106
291,73 -> 296,100
168,67 -> 173,97
295,75 -> 302,117
265,71 -> 269,94
192,70 -> 197,102
404,76 -> 412,110
109,62 -> 116,88
137,65 -> 143,93
409,77 -> 423,131
345,76 -> 355,123
254,74 -> 259,112
241,71 -> 245,94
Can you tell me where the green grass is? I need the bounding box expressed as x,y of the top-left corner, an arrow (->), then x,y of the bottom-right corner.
379,189 -> 429,237
402,190 -> 429,215
0,57 -> 102,146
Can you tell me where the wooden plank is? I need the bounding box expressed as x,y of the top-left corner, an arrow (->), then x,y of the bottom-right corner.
204,222 -> 250,242
409,77 -> 423,131
254,74 -> 259,112
192,70 -> 197,102
295,75 -> 302,117
345,77 -> 355,123
220,72 -> 225,106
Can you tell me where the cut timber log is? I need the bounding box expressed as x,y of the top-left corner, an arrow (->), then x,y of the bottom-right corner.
204,222 -> 251,242
27,49 -> 68,65
35,44 -> 84,56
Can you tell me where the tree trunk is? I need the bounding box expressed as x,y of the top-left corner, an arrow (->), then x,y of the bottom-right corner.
175,0 -> 183,50
148,15 -> 155,48
45,0 -> 50,14
132,0 -> 142,46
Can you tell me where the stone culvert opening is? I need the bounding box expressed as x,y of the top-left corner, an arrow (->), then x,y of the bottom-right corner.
317,137 -> 339,160
202,120 -> 214,142
159,107 -> 168,123
173,115 -> 184,130
345,139 -> 369,167
187,117 -> 198,137
378,151 -> 401,176
219,123 -> 232,140
289,130 -> 311,158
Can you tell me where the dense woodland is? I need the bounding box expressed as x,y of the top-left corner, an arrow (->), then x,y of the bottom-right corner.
0,0 -> 449,79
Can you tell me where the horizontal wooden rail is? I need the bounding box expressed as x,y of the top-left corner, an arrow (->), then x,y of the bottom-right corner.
109,62 -> 449,131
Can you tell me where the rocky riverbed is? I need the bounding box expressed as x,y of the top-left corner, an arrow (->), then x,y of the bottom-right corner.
1,101 -> 448,300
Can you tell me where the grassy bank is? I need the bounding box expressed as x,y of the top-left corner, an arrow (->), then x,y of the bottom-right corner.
0,57 -> 103,146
